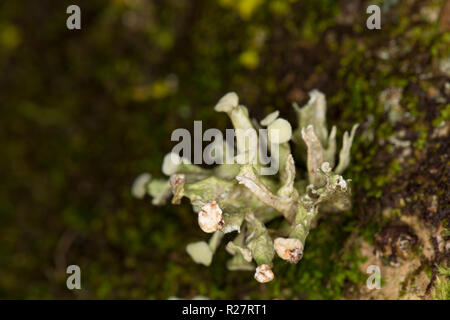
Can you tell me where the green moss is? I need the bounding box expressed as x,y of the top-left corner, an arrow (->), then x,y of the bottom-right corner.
432,104 -> 450,127
414,130 -> 428,151
432,266 -> 450,300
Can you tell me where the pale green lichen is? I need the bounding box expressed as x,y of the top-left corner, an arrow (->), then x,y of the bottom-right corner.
133,90 -> 359,283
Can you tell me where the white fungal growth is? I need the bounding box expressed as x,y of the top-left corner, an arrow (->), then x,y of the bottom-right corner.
131,173 -> 152,199
260,110 -> 279,126
254,264 -> 274,283
268,118 -> 292,144
198,201 -> 224,233
214,92 -> 239,112
274,237 -> 304,263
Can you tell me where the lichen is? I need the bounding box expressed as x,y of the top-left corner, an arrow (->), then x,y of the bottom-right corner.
134,90 -> 358,283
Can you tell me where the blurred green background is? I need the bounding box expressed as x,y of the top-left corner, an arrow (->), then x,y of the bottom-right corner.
0,0 -> 448,299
